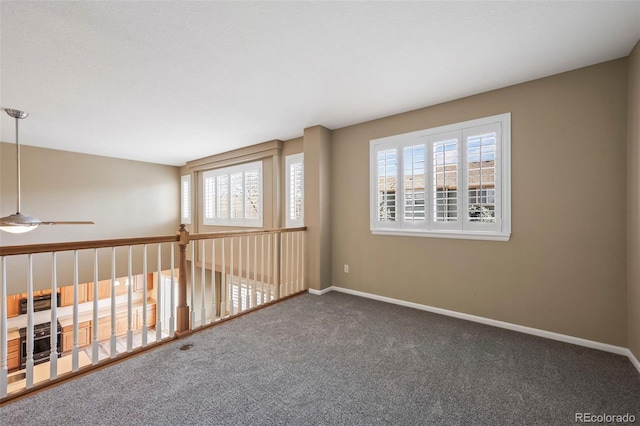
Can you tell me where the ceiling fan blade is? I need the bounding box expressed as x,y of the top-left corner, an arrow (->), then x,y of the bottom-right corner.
40,221 -> 95,225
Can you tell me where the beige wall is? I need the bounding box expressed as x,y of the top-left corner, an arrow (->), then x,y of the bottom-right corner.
628,40 -> 640,359
1,144 -> 180,293
331,59 -> 629,346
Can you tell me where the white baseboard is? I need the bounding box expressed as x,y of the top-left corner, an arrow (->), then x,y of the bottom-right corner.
307,287 -> 333,296
311,285 -> 640,374
629,349 -> 640,374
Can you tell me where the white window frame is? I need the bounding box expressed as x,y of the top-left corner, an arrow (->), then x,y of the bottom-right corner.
202,161 -> 263,227
369,113 -> 511,241
285,153 -> 304,228
180,174 -> 191,225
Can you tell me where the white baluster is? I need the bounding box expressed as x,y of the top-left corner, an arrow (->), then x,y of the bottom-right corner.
72,250 -> 79,372
190,241 -> 195,329
221,238 -> 226,318
170,243 -> 175,337
211,239 -> 216,322
110,247 -> 117,358
230,237 -> 234,315
238,236 -> 243,312
156,244 -> 162,342
245,235 -> 250,310
142,244 -> 148,347
1,257 -> 8,398
253,235 -> 257,308
127,246 -> 133,352
201,240 -> 206,327
260,235 -> 265,305
92,249 -> 99,364
26,254 -> 35,387
267,234 -> 272,302
279,233 -> 283,300
296,232 -> 301,293
289,233 -> 294,295
302,232 -> 305,290
50,253 -> 59,379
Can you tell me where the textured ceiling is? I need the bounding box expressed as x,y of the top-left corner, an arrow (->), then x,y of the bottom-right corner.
1,1 -> 639,166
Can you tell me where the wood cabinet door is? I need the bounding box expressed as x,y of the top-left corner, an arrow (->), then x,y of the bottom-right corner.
60,283 -> 88,307
87,280 -> 112,301
7,338 -> 20,372
96,317 -> 112,342
77,322 -> 91,348
62,322 -> 92,352
61,328 -> 74,352
115,313 -> 129,336
146,305 -> 157,328
6,295 -> 22,318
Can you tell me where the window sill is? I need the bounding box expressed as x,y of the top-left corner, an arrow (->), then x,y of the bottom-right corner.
371,229 -> 510,242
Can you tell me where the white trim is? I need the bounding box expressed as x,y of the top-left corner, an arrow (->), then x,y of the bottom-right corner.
307,287 -> 332,296
629,349 -> 640,374
311,286 -> 638,369
372,229 -> 510,241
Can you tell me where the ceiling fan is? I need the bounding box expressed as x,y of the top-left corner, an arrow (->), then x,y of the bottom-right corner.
0,108 -> 94,234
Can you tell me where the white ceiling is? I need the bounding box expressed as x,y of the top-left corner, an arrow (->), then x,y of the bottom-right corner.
1,1 -> 639,167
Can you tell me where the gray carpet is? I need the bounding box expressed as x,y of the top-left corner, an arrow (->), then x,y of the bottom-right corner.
1,292 -> 639,425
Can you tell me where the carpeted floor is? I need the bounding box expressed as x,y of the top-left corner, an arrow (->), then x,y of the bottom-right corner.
1,291 -> 639,425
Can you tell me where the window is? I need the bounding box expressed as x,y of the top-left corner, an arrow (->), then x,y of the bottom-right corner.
181,175 -> 191,225
203,161 -> 263,227
369,113 -> 510,241
285,153 -> 304,227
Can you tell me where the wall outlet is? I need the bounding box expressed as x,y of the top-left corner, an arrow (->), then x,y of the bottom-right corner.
344,264 -> 349,273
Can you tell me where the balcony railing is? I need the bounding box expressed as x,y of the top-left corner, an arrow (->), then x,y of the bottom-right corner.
0,225 -> 306,402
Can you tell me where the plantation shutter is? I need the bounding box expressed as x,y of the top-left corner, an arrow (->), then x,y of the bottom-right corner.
181,175 -> 191,224
285,153 -> 304,227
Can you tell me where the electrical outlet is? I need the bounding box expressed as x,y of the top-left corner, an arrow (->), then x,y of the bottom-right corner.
344,264 -> 349,273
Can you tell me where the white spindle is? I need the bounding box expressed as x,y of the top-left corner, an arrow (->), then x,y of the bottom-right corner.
267,234 -> 272,302
238,236 -> 243,312
1,257 -> 8,398
26,254 -> 34,387
50,253 -> 59,379
92,249 -> 99,364
72,250 -> 79,372
260,235 -> 265,305
190,241 -> 196,329
253,235 -> 257,308
170,243 -> 175,337
230,237 -> 235,315
127,246 -> 133,352
283,233 -> 288,296
110,247 -> 117,357
221,238 -> 226,318
289,233 -> 294,295
279,233 -> 283,299
295,232 -> 299,292
302,231 -> 305,289
156,244 -> 162,342
245,235 -> 250,310
142,245 -> 148,346
211,238 -> 218,322
201,240 -> 206,327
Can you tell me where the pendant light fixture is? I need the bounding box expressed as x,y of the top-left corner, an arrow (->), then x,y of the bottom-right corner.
0,108 -> 94,233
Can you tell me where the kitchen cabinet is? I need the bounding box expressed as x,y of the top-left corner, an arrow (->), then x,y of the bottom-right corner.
87,279 -> 111,301
61,321 -> 91,353
7,338 -> 20,372
59,284 -> 88,307
5,295 -> 22,318
96,316 -> 112,342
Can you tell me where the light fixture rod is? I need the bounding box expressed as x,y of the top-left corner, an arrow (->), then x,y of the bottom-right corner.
15,115 -> 21,214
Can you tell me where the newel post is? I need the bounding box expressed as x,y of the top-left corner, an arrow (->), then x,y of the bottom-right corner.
176,224 -> 191,336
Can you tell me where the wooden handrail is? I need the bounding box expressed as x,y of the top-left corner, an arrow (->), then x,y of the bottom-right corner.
189,226 -> 307,241
0,226 -> 307,257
